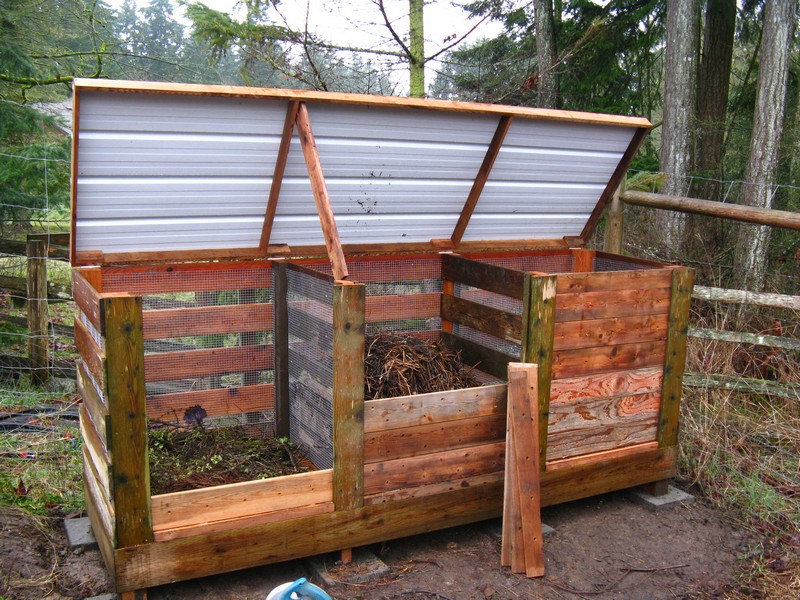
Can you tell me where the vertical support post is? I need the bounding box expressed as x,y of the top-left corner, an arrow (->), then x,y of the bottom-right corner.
102,296 -> 153,547
521,274 -> 557,469
657,267 -> 695,447
273,262 -> 290,438
572,249 -> 595,273
27,239 -> 49,385
332,281 -> 365,510
604,181 -> 625,255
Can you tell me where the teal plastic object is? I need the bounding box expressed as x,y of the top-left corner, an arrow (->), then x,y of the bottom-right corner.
265,577 -> 333,600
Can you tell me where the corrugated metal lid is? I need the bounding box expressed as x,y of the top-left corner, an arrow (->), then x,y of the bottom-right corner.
70,79 -> 650,267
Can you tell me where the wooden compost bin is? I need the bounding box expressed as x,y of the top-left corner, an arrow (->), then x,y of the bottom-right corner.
69,79 -> 693,594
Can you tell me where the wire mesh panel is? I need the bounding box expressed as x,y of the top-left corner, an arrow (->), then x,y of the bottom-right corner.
477,253 -> 575,274
286,266 -> 334,469
594,256 -> 657,272
103,263 -> 275,436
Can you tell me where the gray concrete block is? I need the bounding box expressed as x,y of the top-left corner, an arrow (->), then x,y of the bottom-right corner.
306,548 -> 391,587
628,485 -> 695,511
83,594 -> 115,600
63,516 -> 98,550
482,517 -> 555,542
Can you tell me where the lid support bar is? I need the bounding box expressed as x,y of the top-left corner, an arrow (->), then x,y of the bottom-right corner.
296,102 -> 349,280
450,115 -> 513,247
260,100 -> 300,254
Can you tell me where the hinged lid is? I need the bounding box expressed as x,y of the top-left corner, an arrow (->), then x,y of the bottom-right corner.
71,79 -> 650,272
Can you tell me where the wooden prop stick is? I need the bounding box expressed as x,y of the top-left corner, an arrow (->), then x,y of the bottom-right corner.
451,116 -> 513,247
260,101 -> 300,253
296,102 -> 349,280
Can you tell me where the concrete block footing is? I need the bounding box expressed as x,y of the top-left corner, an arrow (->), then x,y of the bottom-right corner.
628,485 -> 695,511
64,516 -> 98,550
306,548 -> 392,587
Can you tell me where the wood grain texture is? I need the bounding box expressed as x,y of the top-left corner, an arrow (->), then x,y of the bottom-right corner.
364,441 -> 505,496
74,317 -> 105,390
365,472 -> 504,505
101,261 -> 271,295
658,267 -> 695,447
77,360 -> 109,445
151,470 -> 333,532
556,268 -> 673,294
260,101 -> 299,251
552,340 -> 666,379
441,294 -> 522,344
144,345 -> 274,382
142,303 -> 272,340
27,240 -> 48,384
553,314 -> 669,351
80,405 -> 111,500
102,296 -> 152,547
296,103 -> 348,280
72,269 -> 103,333
83,468 -> 116,578
555,287 -> 671,322
572,249 -> 595,273
441,254 -> 526,301
366,293 -> 440,323
146,384 -> 274,421
441,332 -> 518,380
365,384 -> 506,432
332,282 -> 366,510
549,367 -> 663,404
364,413 -> 506,463
451,115 -> 513,246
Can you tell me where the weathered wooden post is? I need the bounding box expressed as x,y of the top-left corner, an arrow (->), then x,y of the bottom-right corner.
27,238 -> 49,385
604,181 -> 625,255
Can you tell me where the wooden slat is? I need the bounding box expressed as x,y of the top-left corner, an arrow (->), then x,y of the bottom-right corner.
451,115 -> 513,246
296,103 -> 348,280
83,447 -> 114,538
572,249 -> 595,272
364,413 -> 506,463
593,250 -> 669,269
441,295 -> 522,344
547,417 -> 658,461
332,282 -> 365,510
260,101 -> 300,251
75,247 -> 273,267
103,296 -> 152,547
555,287 -> 671,322
146,384 -> 274,422
142,304 -> 272,340
365,383 -> 506,432
441,254 -> 525,301
552,340 -> 665,380
151,470 -> 333,532
441,332 -> 517,381
553,314 -> 669,351
77,361 -> 109,446
366,293 -> 440,323
365,472 -> 504,505
556,268 -> 673,294
522,275 -> 557,468
658,268 -> 694,447
273,263 -> 290,437
549,367 -> 663,404
143,345 -> 274,382
100,262 -> 271,295
364,441 -> 505,496
83,467 -> 116,575
80,405 -> 111,498
74,317 -> 105,389
72,269 -> 103,333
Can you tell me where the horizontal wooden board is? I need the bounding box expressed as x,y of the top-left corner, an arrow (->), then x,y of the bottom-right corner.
83,448 -> 115,539
366,293 -> 440,323
77,360 -> 108,445
72,270 -> 103,333
556,287 -> 671,322
364,413 -> 506,463
101,262 -> 272,294
83,465 -> 116,574
79,405 -> 111,500
441,332 -> 518,380
593,251 -> 670,269
147,383 -> 275,422
143,304 -> 273,340
364,441 -> 505,496
365,471 -> 504,505
553,314 -> 669,351
441,295 -> 522,344
441,254 -> 526,300
555,269 -> 672,294
144,345 -> 274,382
365,384 -> 506,432
74,317 -> 105,391
151,469 -> 333,532
549,367 -> 663,404
552,340 -> 666,380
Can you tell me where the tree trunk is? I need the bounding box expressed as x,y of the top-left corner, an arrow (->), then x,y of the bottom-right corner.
408,0 -> 425,98
732,0 -> 797,291
534,0 -> 558,108
659,0 -> 699,249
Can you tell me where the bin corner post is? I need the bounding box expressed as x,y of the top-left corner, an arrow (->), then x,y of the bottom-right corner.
521,274 -> 556,469
657,267 -> 695,448
27,239 -> 49,385
273,262 -> 290,438
332,281 -> 366,510
102,295 -> 153,547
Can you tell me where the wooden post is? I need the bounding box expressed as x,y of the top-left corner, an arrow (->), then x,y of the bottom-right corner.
657,267 -> 695,447
604,182 -> 624,254
332,281 -> 366,511
27,239 -> 49,385
273,263 -> 290,438
521,275 -> 557,468
103,296 -> 153,547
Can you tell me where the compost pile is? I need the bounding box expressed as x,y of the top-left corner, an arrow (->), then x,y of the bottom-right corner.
149,418 -> 310,494
365,333 -> 480,400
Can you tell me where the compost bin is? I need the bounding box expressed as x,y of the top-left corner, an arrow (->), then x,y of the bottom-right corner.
71,78 -> 692,594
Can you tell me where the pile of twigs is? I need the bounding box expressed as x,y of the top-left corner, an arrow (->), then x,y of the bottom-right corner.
365,333 -> 480,400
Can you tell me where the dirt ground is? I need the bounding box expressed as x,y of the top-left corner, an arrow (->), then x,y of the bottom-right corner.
0,488 -> 787,600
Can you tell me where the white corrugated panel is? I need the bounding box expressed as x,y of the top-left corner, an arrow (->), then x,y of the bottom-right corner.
75,91 -> 286,254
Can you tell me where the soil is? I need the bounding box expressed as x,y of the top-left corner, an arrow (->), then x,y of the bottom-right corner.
0,487 -> 774,600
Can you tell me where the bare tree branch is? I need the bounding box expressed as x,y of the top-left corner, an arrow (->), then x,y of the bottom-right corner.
376,0 -> 412,59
